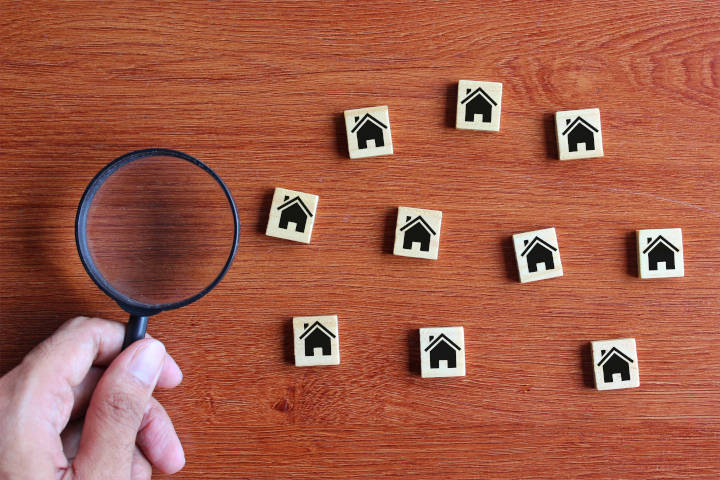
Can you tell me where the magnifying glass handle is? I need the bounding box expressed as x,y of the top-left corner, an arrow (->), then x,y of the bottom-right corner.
122,315 -> 149,350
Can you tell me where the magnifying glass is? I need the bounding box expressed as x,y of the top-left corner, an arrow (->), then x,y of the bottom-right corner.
75,148 -> 239,349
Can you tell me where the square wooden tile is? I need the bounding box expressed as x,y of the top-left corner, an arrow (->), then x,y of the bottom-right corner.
393,206 -> 442,260
591,338 -> 639,390
293,315 -> 340,366
420,326 -> 466,378
266,187 -> 318,244
637,228 -> 684,279
456,80 -> 502,131
512,227 -> 563,283
555,108 -> 604,160
344,105 -> 393,159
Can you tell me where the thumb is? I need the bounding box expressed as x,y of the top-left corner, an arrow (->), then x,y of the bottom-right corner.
73,339 -> 166,479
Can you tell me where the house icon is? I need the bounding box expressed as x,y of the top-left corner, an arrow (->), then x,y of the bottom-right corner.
350,113 -> 388,149
642,235 -> 679,271
298,321 -> 336,357
399,215 -> 436,252
596,346 -> 634,383
276,195 -> 313,233
460,86 -> 498,123
424,333 -> 461,369
520,236 -> 557,272
561,116 -> 599,152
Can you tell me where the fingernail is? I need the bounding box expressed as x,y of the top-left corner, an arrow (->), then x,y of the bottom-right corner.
129,340 -> 166,386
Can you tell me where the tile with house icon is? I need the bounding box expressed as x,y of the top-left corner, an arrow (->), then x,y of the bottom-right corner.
266,187 -> 318,244
637,228 -> 684,279
393,206 -> 442,260
512,227 -> 563,283
293,315 -> 340,366
420,326 -> 465,378
344,105 -> 393,159
555,108 -> 604,160
591,338 -> 639,390
455,80 -> 502,131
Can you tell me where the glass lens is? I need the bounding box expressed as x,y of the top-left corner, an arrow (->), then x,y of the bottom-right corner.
85,155 -> 235,306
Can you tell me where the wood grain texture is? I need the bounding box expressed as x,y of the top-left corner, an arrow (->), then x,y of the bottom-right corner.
1,1 -> 719,478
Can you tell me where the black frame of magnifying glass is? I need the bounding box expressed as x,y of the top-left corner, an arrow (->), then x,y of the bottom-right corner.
75,148 -> 240,321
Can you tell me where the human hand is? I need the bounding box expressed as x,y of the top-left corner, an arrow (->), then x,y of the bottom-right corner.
0,317 -> 185,479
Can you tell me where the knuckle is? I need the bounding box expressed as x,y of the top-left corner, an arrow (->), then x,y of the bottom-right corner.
97,389 -> 144,426
64,316 -> 92,331
23,317 -> 98,369
64,316 -> 111,333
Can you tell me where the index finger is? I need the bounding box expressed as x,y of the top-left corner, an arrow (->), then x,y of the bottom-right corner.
22,317 -> 127,385
16,317 -> 179,432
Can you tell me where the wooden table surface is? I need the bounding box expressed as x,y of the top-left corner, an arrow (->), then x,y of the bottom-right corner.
2,1 -> 719,478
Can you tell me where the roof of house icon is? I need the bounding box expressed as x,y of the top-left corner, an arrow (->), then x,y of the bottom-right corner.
561,116 -> 599,136
350,113 -> 388,133
400,215 -> 436,235
424,333 -> 461,352
520,236 -> 557,257
277,196 -> 313,217
298,321 -> 336,340
460,86 -> 498,107
596,346 -> 634,367
642,235 -> 679,255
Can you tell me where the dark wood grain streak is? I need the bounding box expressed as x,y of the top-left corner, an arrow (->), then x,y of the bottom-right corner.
2,1 -> 719,478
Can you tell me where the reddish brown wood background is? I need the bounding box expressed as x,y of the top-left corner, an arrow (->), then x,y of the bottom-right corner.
2,1 -> 719,478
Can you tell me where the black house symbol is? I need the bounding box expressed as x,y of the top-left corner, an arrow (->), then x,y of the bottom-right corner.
424,333 -> 461,369
520,236 -> 557,273
460,86 -> 498,123
596,346 -> 634,383
642,235 -> 679,271
277,195 -> 313,233
561,116 -> 599,152
350,113 -> 388,149
298,321 -> 336,357
399,215 -> 436,252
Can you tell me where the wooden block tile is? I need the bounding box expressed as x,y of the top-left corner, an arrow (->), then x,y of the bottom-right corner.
456,80 -> 502,131
555,108 -> 604,160
344,105 -> 393,159
637,228 -> 684,279
512,227 -> 563,283
293,315 -> 340,366
265,187 -> 318,244
393,206 -> 442,260
591,338 -> 639,390
420,326 -> 466,378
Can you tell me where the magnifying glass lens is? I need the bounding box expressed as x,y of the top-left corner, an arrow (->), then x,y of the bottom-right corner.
85,155 -> 236,306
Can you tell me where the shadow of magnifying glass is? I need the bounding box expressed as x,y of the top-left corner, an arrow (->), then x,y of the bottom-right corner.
75,148 -> 240,349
